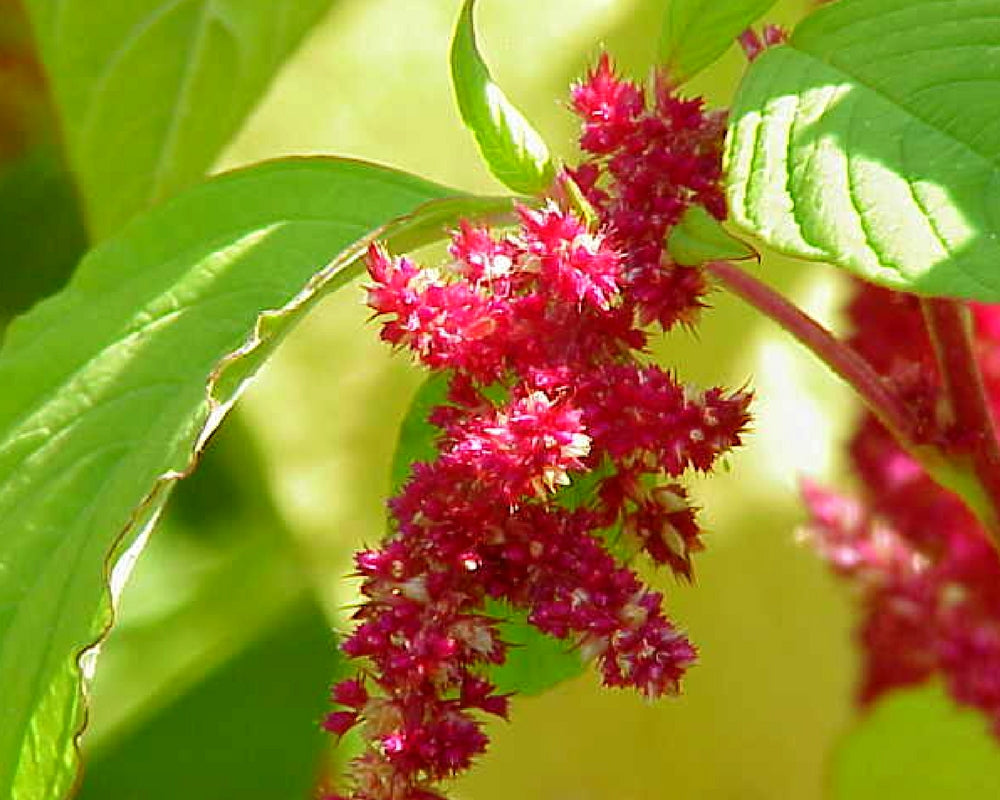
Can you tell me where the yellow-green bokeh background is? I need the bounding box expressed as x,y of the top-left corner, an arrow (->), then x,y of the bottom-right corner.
89,1 -> 867,797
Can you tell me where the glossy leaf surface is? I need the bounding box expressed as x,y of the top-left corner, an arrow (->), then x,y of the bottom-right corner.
667,205 -> 756,266
450,0 -> 554,195
0,157 -> 474,799
660,0 -> 777,83
23,0 -> 333,237
727,0 -> 1000,300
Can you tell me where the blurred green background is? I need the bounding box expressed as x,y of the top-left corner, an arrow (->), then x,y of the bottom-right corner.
8,0 -> 1000,797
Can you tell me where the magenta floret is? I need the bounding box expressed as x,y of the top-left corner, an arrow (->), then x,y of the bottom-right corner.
330,56 -> 749,800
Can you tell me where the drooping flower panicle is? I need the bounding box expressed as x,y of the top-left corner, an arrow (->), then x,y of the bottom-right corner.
328,56 -> 750,800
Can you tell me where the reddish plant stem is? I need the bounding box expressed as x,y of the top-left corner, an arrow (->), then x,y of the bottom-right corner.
706,261 -> 915,444
921,297 -> 1000,540
706,261 -> 1000,548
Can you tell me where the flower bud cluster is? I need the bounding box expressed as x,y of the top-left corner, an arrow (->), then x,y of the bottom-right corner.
568,53 -> 727,330
327,58 -> 750,800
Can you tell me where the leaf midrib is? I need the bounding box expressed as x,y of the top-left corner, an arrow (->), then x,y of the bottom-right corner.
79,0 -> 190,152
147,0 -> 214,205
0,208 -> 380,447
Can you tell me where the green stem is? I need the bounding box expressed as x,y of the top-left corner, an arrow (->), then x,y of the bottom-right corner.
921,297 -> 1000,547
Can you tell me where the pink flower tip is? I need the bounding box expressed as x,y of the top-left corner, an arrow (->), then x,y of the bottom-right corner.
331,677 -> 369,709
323,710 -> 360,738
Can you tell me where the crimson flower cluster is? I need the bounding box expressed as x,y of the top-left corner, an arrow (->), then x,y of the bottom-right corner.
325,58 -> 750,800
803,283 -> 1000,736
567,53 -> 727,331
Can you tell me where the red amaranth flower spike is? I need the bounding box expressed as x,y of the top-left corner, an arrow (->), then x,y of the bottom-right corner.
332,55 -> 749,800
570,53 -> 644,155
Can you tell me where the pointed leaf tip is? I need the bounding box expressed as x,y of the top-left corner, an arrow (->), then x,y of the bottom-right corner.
450,0 -> 555,195
667,205 -> 756,266
659,0 -> 778,82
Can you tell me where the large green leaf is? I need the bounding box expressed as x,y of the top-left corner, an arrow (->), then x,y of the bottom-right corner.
388,376 -> 585,697
831,685 -> 1000,799
450,0 -> 555,195
0,157 -> 514,799
81,413 -> 324,749
78,598 -> 340,800
659,0 -> 777,83
77,414 -> 345,797
726,0 -> 1000,301
22,0 -> 333,238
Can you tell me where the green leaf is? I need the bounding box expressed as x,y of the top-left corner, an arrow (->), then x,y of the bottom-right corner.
831,685 -> 1000,799
389,372 -> 450,494
388,377 -> 585,696
22,0 -> 334,238
78,598 -> 340,800
0,145 -> 87,334
81,413 -> 320,747
450,0 -> 555,195
726,0 -> 1000,301
0,156 -> 515,799
486,600 -> 585,696
667,205 -> 757,266
659,0 -> 777,83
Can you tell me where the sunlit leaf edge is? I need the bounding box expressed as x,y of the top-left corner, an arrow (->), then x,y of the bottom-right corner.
659,0 -> 778,83
449,0 -> 555,195
0,154 -> 516,798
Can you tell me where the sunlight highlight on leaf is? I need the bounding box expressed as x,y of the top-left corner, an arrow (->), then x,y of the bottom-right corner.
0,157 -> 477,799
450,0 -> 555,194
659,0 -> 777,82
23,0 -> 334,237
726,0 -> 1000,301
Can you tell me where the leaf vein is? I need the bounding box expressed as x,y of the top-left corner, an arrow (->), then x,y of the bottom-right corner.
79,0 -> 191,151
147,0 -> 214,204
